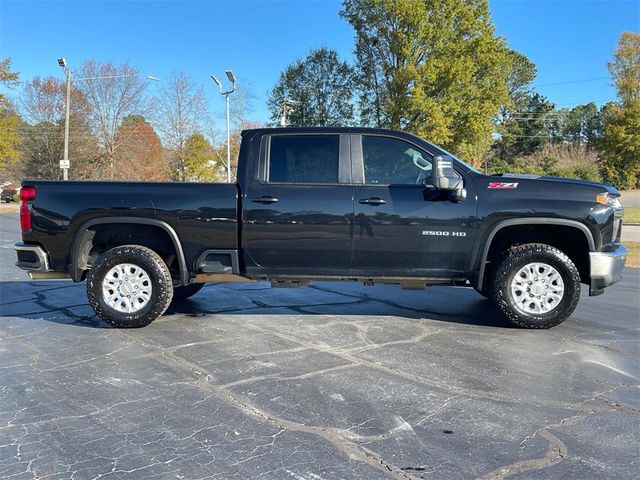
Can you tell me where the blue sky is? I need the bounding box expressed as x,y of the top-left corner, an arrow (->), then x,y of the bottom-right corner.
1,0 -> 638,129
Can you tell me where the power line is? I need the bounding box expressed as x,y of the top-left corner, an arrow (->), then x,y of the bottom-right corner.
532,76 -> 611,87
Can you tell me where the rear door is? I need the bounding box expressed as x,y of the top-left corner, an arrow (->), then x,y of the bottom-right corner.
350,134 -> 476,278
242,133 -> 353,276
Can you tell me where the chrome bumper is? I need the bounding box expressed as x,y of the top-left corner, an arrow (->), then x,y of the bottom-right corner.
589,245 -> 627,295
15,242 -> 50,271
14,243 -> 70,280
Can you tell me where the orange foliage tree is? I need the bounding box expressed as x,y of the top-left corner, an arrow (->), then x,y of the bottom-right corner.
113,115 -> 168,181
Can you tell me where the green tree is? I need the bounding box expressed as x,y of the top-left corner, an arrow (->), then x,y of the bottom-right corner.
267,48 -> 355,127
553,102 -> 603,147
0,58 -> 21,169
341,0 -> 511,163
491,49 -> 538,164
493,92 -> 556,165
598,32 -> 640,189
179,133 -> 216,181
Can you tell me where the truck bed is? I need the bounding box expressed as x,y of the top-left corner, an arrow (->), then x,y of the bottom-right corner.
21,180 -> 239,273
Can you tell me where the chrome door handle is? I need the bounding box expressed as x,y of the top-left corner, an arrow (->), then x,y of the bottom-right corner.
251,196 -> 279,204
359,197 -> 387,205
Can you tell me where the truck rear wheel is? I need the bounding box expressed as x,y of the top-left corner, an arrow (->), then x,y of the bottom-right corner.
87,245 -> 173,328
491,243 -> 581,329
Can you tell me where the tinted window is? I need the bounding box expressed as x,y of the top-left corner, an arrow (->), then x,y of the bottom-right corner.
362,136 -> 432,185
268,135 -> 339,183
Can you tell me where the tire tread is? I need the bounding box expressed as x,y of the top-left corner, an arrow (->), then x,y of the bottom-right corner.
87,245 -> 173,328
491,243 -> 581,329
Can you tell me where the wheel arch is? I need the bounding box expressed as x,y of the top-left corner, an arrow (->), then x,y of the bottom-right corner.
70,217 -> 189,285
475,218 -> 595,291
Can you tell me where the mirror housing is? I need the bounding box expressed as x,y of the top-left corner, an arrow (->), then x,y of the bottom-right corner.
431,155 -> 466,202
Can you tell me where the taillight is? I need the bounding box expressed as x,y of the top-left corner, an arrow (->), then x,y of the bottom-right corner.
20,186 -> 36,232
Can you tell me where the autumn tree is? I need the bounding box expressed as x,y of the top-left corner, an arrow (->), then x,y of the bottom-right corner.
112,115 -> 167,181
0,58 -> 21,170
341,0 -> 511,163
152,72 -> 208,180
598,32 -> 640,189
267,48 -> 355,127
76,60 -> 152,178
18,76 -> 98,179
179,132 -> 217,181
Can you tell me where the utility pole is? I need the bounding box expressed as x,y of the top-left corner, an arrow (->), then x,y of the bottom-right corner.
211,71 -> 236,183
57,57 -> 159,181
58,58 -> 70,180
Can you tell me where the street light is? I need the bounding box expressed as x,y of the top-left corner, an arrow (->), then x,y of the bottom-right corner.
58,58 -> 71,181
211,70 -> 236,183
279,99 -> 297,127
57,57 -> 159,180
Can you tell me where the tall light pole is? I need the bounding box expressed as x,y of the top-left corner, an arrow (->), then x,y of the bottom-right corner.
57,57 -> 159,180
211,71 -> 236,183
58,58 -> 71,181
279,99 -> 297,127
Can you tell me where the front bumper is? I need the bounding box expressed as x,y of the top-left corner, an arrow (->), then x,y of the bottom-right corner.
14,243 -> 70,279
589,245 -> 627,296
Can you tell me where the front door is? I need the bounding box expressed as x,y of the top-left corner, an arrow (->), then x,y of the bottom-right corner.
350,134 -> 476,278
242,133 -> 353,276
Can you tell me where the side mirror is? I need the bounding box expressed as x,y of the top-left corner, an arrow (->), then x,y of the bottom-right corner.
431,155 -> 466,202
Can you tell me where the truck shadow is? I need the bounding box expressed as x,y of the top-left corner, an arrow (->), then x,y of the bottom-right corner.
0,280 -> 511,329
166,282 -> 512,328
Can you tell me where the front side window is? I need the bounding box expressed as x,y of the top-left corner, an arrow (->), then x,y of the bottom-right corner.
268,135 -> 339,184
362,136 -> 432,185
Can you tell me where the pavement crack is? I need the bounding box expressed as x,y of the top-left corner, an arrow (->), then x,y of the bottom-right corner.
479,430 -> 567,479
112,329 -> 415,480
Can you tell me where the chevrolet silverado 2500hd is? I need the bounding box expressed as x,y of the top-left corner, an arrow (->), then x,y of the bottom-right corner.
15,127 -> 627,328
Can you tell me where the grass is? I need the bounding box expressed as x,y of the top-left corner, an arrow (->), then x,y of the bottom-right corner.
625,242 -> 640,269
624,206 -> 640,224
0,203 -> 19,213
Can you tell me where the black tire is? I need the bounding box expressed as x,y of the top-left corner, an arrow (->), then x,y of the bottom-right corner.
172,283 -> 205,301
87,245 -> 173,328
491,243 -> 581,329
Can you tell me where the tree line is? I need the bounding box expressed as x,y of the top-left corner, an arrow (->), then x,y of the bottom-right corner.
0,61 -> 256,182
267,1 -> 639,189
1,0 -> 638,189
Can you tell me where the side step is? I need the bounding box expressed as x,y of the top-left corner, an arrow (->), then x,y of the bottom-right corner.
196,249 -> 239,274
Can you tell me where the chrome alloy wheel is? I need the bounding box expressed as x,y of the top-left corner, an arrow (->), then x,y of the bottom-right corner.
101,263 -> 152,313
510,262 -> 565,315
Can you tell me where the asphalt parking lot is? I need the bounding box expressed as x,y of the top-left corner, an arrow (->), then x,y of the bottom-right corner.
1,212 -> 639,480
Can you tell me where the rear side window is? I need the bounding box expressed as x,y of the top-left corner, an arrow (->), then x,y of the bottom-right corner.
268,135 -> 339,184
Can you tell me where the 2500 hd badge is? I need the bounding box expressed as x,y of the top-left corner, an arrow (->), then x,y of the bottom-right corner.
422,230 -> 467,237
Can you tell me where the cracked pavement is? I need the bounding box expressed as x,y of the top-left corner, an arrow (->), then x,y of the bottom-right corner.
1,213 -> 639,479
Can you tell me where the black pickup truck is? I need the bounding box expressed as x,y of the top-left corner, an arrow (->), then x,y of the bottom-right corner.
15,127 -> 627,328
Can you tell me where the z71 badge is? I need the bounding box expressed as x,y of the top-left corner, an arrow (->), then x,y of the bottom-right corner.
488,182 -> 519,189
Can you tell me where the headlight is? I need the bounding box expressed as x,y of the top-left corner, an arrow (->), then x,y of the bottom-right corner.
596,193 -> 623,209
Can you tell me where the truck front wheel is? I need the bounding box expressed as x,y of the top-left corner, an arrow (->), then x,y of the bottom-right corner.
491,243 -> 581,329
87,245 -> 174,328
